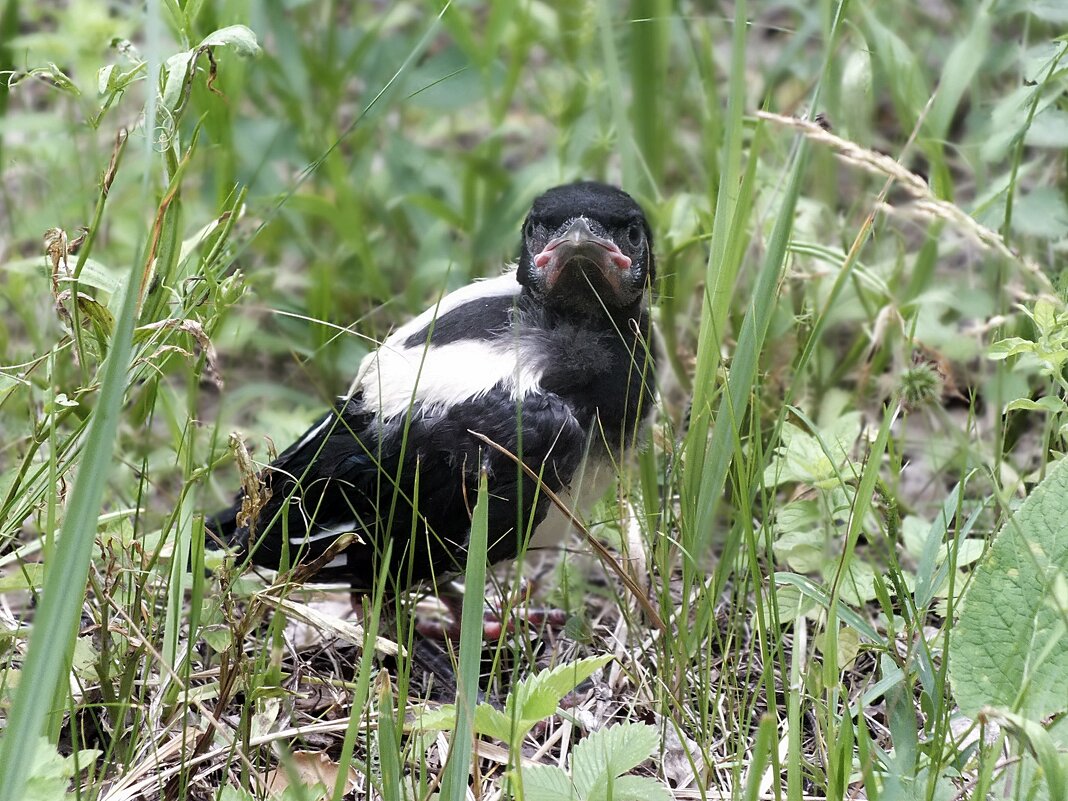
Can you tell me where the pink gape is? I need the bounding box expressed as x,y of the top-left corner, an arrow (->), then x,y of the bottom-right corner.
534,217 -> 632,271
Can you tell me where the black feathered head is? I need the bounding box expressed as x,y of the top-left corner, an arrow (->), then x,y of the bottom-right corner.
517,181 -> 655,315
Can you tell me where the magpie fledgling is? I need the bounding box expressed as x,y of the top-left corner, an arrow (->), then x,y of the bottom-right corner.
209,181 -> 657,595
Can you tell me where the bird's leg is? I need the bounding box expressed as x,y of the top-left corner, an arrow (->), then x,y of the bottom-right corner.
412,588 -> 464,640
414,579 -> 568,641
481,576 -> 568,639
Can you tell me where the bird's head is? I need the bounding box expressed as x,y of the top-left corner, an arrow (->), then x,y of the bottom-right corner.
517,181 -> 654,316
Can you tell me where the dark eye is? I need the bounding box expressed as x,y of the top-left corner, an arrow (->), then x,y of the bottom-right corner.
524,220 -> 536,240
626,223 -> 644,248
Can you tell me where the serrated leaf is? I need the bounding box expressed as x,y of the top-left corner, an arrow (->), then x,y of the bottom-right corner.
415,656 -> 609,743
1023,41 -> 1066,85
471,704 -> 514,742
507,655 -> 612,727
519,765 -> 576,801
951,457 -> 1068,718
19,737 -> 100,801
981,84 -> 1039,162
570,723 -> 659,797
411,704 -> 457,732
587,775 -> 672,801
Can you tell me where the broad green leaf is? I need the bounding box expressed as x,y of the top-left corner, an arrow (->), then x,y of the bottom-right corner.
1012,188 -> 1068,240
570,723 -> 659,797
761,584 -> 819,629
72,260 -> 123,294
4,256 -> 123,295
834,560 -> 878,606
772,528 -> 826,573
161,50 -> 196,113
198,25 -> 261,57
470,705 -> 514,743
774,499 -> 822,536
161,27 -> 260,114
15,738 -> 100,801
951,457 -> 1068,718
1025,0 -> 1068,22
763,413 -> 862,489
980,84 -> 1050,162
0,563 -> 45,593
587,776 -> 672,801
1006,397 -> 1068,414
519,765 -> 575,801
901,515 -> 929,559
509,655 -> 612,725
1027,108 -> 1068,148
1032,298 -> 1059,333
988,337 -> 1035,359
411,705 -> 457,732
219,786 -> 255,801
415,656 -> 612,743
938,538 -> 986,568
97,64 -> 115,94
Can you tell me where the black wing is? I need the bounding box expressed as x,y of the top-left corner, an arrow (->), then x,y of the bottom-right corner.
209,389 -> 586,593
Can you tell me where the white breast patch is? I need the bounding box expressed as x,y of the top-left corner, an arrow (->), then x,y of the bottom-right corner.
348,270 -> 542,420
355,336 -> 545,420
528,455 -> 615,551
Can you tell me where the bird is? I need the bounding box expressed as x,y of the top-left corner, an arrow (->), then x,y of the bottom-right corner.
208,181 -> 658,598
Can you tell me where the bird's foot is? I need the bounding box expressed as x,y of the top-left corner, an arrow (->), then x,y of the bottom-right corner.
480,606 -> 568,639
414,591 -> 568,642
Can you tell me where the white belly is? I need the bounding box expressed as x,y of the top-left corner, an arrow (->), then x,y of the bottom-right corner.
527,457 -> 615,552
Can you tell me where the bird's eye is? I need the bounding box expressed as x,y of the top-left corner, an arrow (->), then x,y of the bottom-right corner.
626,223 -> 644,248
524,220 -> 536,240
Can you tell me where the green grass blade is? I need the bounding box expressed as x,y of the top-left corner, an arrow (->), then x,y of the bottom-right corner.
439,473 -> 489,801
689,138 -> 810,558
0,194 -> 142,801
682,0 -> 749,509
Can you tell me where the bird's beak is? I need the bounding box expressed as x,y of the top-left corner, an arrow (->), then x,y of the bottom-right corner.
533,218 -> 632,291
